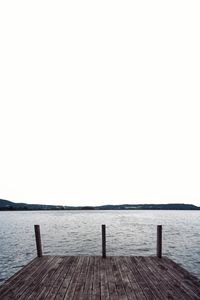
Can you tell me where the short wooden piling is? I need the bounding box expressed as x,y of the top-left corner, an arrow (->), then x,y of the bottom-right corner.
34,225 -> 43,257
102,224 -> 106,258
157,225 -> 162,258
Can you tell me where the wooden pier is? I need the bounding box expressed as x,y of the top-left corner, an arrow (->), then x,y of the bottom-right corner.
0,225 -> 200,299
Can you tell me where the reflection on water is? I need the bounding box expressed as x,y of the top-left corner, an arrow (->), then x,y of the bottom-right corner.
0,210 -> 200,283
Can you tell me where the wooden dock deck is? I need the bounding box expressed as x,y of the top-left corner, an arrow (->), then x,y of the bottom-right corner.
0,255 -> 200,300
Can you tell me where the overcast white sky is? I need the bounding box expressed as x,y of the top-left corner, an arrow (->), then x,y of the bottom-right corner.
0,1 -> 200,206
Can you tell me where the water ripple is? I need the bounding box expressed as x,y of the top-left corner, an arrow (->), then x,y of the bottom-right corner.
0,210 -> 200,283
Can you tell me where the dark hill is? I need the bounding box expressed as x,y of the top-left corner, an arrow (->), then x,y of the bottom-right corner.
0,199 -> 199,210
0,199 -> 64,210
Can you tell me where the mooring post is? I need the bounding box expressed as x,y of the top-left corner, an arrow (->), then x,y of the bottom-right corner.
102,224 -> 106,258
34,225 -> 43,257
157,225 -> 162,258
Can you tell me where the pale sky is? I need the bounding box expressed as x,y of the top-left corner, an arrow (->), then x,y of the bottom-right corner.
0,1 -> 200,206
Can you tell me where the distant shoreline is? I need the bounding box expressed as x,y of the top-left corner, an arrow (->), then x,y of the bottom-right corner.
1,208 -> 200,211
0,199 -> 200,211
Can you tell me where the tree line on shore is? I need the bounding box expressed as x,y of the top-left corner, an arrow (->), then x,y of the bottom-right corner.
0,199 -> 200,210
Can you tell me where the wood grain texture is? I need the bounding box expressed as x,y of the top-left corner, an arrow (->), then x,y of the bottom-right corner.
34,225 -> 43,257
0,256 -> 200,300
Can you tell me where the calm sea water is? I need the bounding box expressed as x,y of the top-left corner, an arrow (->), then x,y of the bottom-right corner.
0,210 -> 200,283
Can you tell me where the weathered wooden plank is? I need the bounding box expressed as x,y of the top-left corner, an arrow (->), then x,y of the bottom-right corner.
0,256 -> 54,300
46,256 -> 77,300
82,256 -> 95,300
72,256 -> 90,300
104,257 -> 118,300
110,257 -> 128,300
100,256 -> 110,300
123,257 -> 147,300
35,256 -> 72,300
1,255 -> 200,300
25,256 -> 63,300
146,256 -> 196,300
129,257 -> 155,300
63,256 -> 85,300
116,257 -> 138,300
161,257 -> 200,299
144,256 -> 183,300
18,256 -> 59,300
54,257 -> 81,300
91,256 -> 101,300
135,256 -> 178,300
0,257 -> 39,296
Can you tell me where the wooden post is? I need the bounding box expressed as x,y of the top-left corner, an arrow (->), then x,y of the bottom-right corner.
34,225 -> 43,257
157,225 -> 162,258
102,224 -> 106,258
